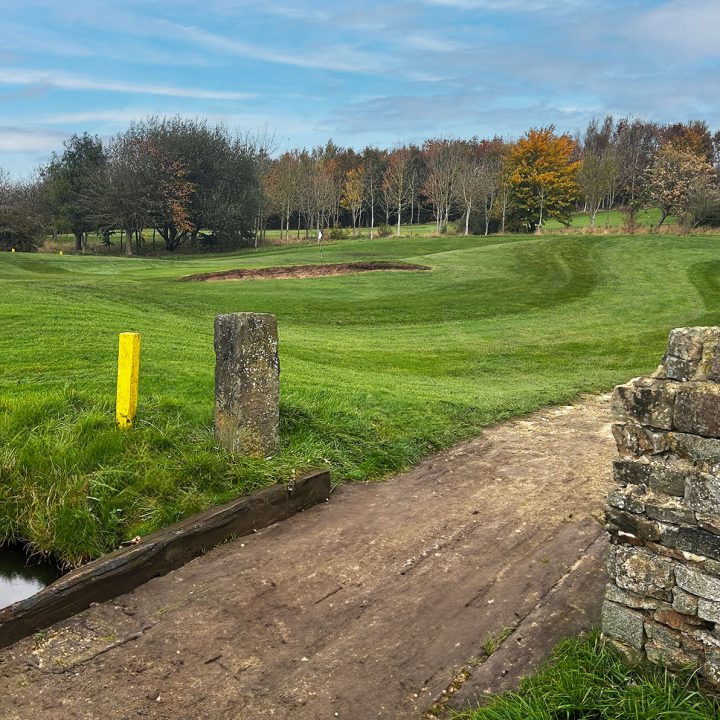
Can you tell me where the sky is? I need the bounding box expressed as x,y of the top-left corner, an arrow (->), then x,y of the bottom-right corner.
1,0 -> 719,177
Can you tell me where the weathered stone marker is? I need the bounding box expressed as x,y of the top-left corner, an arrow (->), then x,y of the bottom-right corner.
602,327 -> 720,684
214,313 -> 280,456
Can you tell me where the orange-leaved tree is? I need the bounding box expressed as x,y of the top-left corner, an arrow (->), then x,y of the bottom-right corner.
341,165 -> 365,234
507,126 -> 580,231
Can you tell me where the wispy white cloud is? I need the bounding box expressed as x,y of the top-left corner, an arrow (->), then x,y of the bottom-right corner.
628,0 -> 720,60
0,68 -> 253,100
422,0 -> 576,9
35,108 -> 318,136
404,33 -> 466,53
161,21 -> 384,74
0,127 -> 67,153
1,21 -> 218,68
36,109 -> 154,125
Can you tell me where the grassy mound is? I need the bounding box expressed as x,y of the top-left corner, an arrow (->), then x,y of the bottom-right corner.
2,233 -> 720,565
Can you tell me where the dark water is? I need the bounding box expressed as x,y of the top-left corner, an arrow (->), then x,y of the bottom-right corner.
0,547 -> 62,609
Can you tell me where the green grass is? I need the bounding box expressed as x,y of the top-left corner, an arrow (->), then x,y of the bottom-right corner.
2,232 -> 720,565
451,632 -> 720,719
41,222 -> 440,255
40,211 -> 676,256
542,207 -> 670,229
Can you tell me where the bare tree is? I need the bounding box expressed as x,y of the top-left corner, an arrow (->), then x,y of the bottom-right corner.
406,145 -> 425,229
362,147 -> 387,239
383,147 -> 413,236
0,173 -> 48,251
83,134 -> 155,256
422,139 -> 462,233
577,118 -> 621,227
266,151 -> 301,241
615,118 -> 658,207
454,142 -> 483,236
455,139 -> 505,236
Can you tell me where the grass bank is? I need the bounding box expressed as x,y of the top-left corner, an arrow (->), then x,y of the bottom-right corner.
2,233 -> 720,565
451,632 -> 720,719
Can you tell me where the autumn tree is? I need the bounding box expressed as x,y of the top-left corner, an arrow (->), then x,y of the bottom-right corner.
296,148 -> 337,236
341,165 -> 365,234
646,143 -> 718,227
136,117 -> 261,249
507,126 -> 580,231
145,144 -> 194,250
659,121 -> 714,162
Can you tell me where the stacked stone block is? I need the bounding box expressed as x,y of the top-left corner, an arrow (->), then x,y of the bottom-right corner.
603,327 -> 720,683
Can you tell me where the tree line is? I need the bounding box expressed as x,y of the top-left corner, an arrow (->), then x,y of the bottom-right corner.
1,116 -> 720,253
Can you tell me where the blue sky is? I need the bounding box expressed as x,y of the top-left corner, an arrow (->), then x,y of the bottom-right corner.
1,0 -> 719,177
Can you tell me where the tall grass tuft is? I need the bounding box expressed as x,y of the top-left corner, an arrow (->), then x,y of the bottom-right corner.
452,631 -> 720,720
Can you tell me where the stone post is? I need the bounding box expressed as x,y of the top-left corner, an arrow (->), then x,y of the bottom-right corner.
602,327 -> 720,684
214,313 -> 280,457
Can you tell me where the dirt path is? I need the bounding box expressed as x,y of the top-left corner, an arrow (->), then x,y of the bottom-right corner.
0,395 -> 615,720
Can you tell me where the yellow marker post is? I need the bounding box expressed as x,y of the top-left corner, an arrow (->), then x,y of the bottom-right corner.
116,332 -> 141,428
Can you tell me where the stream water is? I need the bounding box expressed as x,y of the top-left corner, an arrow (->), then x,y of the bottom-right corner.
0,547 -> 61,609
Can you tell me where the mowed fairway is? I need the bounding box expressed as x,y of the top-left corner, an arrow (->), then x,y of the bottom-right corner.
2,233 -> 719,565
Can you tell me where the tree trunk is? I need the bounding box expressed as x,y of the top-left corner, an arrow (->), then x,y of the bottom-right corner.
73,231 -> 82,253
125,228 -> 134,257
464,206 -> 470,236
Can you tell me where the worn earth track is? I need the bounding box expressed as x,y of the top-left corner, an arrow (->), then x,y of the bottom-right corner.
0,396 -> 615,720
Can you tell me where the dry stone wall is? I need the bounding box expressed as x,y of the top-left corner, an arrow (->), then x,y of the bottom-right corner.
603,327 -> 720,683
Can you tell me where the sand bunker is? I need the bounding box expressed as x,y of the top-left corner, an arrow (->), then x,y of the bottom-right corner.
184,261 -> 431,282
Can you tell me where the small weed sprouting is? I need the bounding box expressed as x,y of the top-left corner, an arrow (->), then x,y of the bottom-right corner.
483,627 -> 513,657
